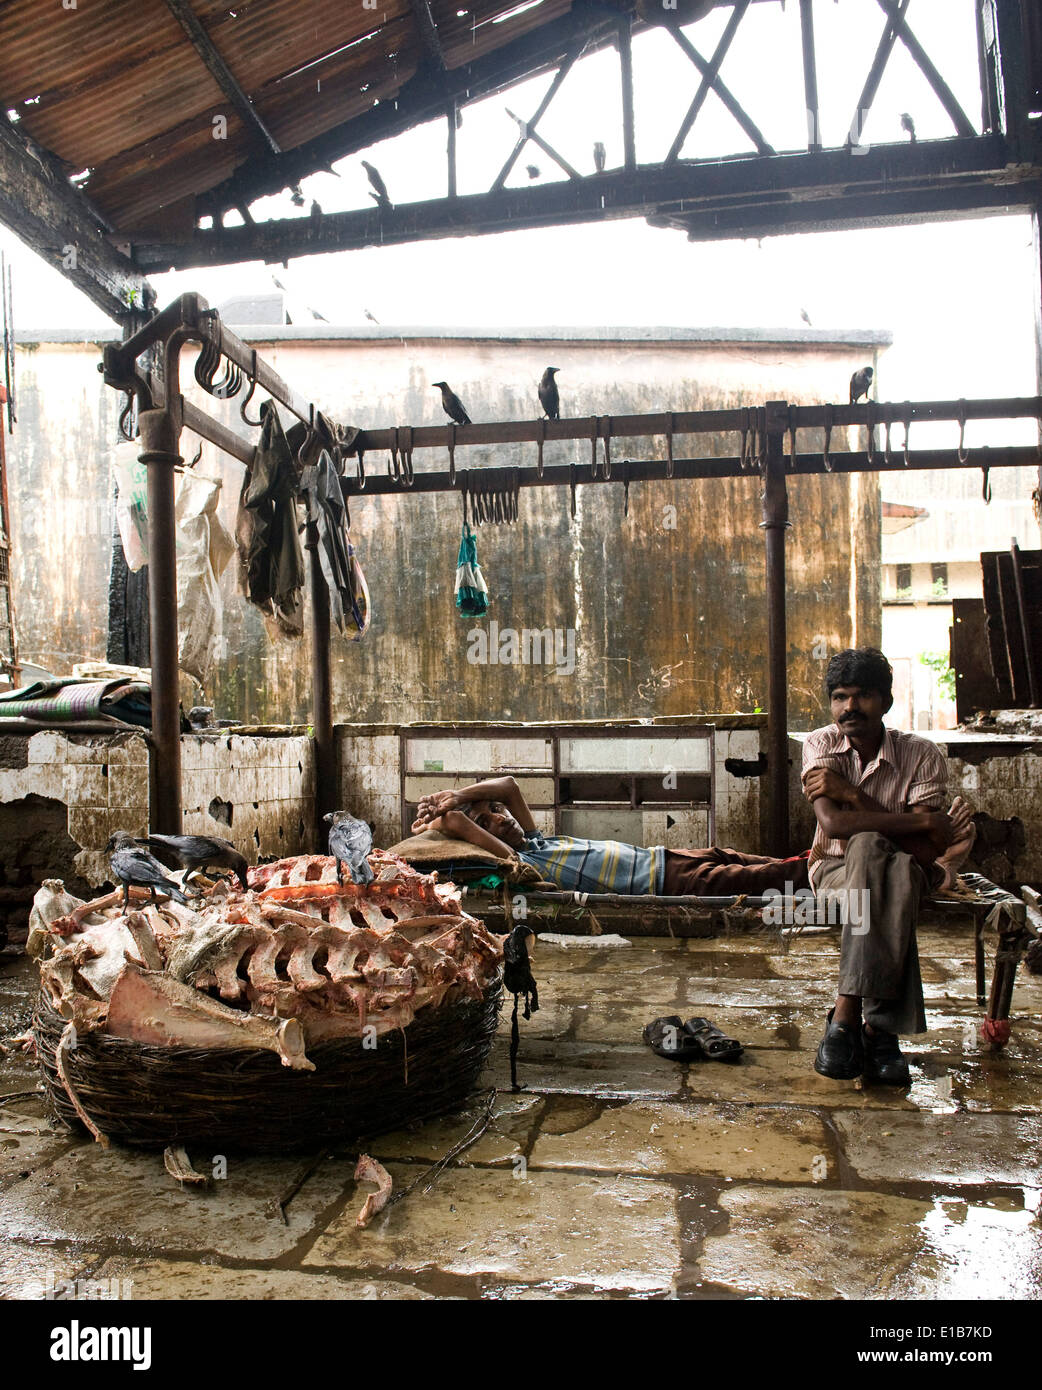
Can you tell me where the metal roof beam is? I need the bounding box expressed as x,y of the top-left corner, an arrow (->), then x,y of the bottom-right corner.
137,135 -> 1036,271
162,0 -> 282,158
0,118 -> 152,324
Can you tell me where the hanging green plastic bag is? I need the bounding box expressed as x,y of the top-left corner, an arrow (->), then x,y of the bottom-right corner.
454,522 -> 489,617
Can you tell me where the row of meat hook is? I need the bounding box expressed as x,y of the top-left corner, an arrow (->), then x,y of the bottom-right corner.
591,416 -> 613,480
387,426 -> 414,486
239,349 -> 265,427
822,404 -> 834,472
739,407 -> 767,473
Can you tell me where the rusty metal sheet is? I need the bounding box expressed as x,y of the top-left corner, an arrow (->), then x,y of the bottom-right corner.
0,0 -> 570,236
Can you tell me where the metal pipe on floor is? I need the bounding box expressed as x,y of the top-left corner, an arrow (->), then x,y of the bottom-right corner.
761,402 -> 791,856
138,407 -> 183,833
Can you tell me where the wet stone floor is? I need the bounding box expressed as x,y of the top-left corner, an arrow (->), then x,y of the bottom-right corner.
1,924 -> 1041,1301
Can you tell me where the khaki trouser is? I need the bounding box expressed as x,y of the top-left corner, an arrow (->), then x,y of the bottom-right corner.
813,831 -> 927,1036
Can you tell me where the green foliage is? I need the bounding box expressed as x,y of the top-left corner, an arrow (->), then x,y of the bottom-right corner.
919,651 -> 956,701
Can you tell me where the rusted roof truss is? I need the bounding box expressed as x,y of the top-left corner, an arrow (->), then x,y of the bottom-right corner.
0,1 -> 1039,320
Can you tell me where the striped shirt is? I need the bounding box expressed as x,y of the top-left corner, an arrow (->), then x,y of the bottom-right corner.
801,724 -> 949,887
517,832 -> 665,895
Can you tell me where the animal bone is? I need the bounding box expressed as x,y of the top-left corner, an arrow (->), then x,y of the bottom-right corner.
354,1154 -> 393,1228
107,963 -> 315,1070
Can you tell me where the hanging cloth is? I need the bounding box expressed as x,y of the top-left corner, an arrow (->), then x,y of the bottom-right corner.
289,415 -> 368,639
235,400 -> 305,638
454,522 -> 489,617
503,924 -> 539,1091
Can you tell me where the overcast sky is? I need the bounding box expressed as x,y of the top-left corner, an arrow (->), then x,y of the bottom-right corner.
2,0 -> 1038,454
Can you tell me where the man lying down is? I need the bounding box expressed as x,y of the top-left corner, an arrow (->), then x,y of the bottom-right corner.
410,776 -> 812,896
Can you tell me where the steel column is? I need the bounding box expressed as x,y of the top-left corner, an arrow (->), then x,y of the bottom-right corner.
1034,203 -> 1042,529
761,401 -> 791,856
305,522 -> 336,836
138,407 -> 183,833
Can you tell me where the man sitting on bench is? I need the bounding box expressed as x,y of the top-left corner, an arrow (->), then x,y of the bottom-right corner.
802,646 -> 975,1086
411,777 -> 813,897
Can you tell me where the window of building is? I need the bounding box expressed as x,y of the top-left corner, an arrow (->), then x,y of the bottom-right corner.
895,563 -> 912,599
931,562 -> 949,597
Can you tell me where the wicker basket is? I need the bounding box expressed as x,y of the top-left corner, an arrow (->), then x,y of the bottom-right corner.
34,982 -> 502,1152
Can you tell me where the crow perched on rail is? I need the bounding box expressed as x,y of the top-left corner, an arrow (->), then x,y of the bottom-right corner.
538,366 -> 560,420
106,831 -> 190,909
361,160 -> 391,210
849,365 -> 874,404
137,833 -> 249,890
432,381 -> 472,426
324,811 -> 375,886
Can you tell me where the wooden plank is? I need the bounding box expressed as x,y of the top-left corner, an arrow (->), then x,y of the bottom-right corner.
876,0 -> 976,138
161,0 -> 282,156
849,0 -> 909,146
951,597 -> 1003,720
618,17 -> 636,171
666,19 -> 773,156
665,1 -> 748,164
800,0 -> 821,151
980,553 -> 1014,702
0,117 -> 150,324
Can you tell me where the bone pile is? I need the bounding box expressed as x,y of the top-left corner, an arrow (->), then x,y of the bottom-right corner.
33,850 -> 502,1071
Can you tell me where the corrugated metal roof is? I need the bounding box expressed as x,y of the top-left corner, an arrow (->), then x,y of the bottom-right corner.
0,0 -> 581,235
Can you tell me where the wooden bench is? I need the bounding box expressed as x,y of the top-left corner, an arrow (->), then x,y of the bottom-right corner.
463,872 -> 1038,1049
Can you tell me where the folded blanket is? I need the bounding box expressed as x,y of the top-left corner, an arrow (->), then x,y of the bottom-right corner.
0,678 -> 152,726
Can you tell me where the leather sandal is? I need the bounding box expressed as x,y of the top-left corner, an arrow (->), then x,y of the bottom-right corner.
642,1015 -> 702,1061
682,1017 -> 744,1062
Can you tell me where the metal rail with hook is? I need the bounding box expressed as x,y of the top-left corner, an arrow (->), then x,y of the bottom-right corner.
102,299 -> 1042,856
102,293 -> 349,836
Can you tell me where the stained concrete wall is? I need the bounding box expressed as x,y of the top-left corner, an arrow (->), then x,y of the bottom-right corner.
0,730 -> 316,932
9,329 -> 885,731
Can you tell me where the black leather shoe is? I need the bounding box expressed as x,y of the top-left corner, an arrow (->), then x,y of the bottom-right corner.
862,1025 -> 911,1086
814,1009 -> 863,1080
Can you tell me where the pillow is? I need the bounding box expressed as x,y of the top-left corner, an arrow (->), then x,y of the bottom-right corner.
386,828 -> 512,866
386,829 -> 544,884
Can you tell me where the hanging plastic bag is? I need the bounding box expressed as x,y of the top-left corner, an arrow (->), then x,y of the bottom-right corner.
455,522 -> 489,617
175,465 -> 234,685
113,440 -> 149,572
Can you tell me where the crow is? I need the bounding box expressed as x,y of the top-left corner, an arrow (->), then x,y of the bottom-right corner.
593,141 -> 606,173
849,365 -> 874,404
900,112 -> 917,144
432,381 -> 471,426
538,366 -> 560,420
137,833 -> 250,891
324,811 -> 375,886
361,160 -> 391,210
106,831 -> 190,910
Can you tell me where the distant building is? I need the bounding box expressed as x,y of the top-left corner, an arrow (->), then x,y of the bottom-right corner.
882,464 -> 1038,729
